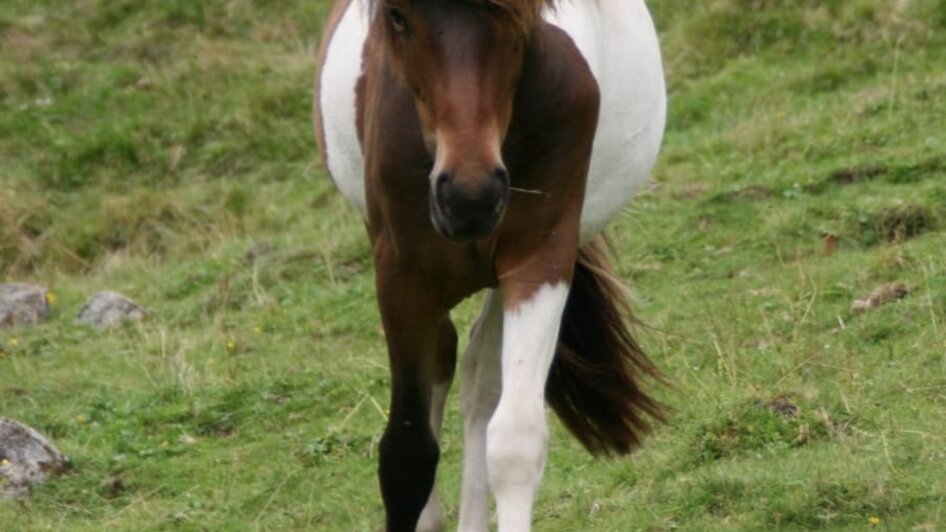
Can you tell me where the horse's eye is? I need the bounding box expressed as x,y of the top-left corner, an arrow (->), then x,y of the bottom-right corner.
386,7 -> 408,34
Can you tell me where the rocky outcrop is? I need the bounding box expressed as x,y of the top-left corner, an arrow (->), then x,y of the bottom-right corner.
0,283 -> 49,329
0,418 -> 69,498
75,291 -> 147,328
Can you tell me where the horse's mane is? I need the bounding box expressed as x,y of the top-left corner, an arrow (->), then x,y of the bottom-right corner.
368,0 -> 555,36
476,0 -> 554,34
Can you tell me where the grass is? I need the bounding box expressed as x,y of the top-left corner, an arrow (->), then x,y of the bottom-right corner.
2,0 -> 945,529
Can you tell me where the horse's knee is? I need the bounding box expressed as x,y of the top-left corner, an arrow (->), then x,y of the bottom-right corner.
485,402 -> 548,491
379,423 -> 439,493
379,421 -> 440,531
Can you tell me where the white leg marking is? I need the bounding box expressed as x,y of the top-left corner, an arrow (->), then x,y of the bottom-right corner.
487,283 -> 570,532
417,381 -> 449,532
458,290 -> 504,532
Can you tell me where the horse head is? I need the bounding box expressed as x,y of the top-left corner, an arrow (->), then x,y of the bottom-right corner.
376,0 -> 544,239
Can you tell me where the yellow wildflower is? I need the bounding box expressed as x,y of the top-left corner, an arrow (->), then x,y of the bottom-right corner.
226,340 -> 236,351
76,414 -> 86,424
9,338 -> 18,347
868,516 -> 881,526
253,326 -> 262,334
45,291 -> 57,305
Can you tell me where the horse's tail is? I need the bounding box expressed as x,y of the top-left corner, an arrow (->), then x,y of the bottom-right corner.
545,235 -> 666,456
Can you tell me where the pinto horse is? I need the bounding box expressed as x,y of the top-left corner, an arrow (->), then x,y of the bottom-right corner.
314,0 -> 666,529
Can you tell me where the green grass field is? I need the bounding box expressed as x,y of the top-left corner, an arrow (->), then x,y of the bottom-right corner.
2,0 -> 945,529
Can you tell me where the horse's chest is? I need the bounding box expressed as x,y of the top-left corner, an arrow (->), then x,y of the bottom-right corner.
318,0 -> 665,244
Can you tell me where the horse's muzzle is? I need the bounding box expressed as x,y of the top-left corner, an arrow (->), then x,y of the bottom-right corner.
430,167 -> 509,240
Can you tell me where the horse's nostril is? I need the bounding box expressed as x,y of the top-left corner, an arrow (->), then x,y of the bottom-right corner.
429,170 -> 508,240
435,172 -> 450,190
492,167 -> 509,185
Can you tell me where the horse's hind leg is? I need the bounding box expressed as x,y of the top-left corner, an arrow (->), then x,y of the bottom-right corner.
417,319 -> 458,532
457,290 -> 503,532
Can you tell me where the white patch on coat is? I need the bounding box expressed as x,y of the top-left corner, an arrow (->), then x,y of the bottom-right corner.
544,0 -> 666,243
320,0 -> 370,216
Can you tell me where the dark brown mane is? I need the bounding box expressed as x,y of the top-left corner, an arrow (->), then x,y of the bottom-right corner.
474,0 -> 554,35
370,0 -> 555,36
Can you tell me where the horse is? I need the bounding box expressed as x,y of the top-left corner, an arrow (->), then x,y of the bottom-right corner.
313,0 -> 666,529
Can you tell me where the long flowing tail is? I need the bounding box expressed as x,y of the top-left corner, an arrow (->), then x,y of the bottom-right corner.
545,236 -> 666,456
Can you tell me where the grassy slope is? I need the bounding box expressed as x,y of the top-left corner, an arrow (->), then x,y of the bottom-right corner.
2,0 -> 945,529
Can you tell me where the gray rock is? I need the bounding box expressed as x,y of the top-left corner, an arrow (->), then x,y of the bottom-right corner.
0,418 -> 69,498
75,291 -> 147,328
0,283 -> 49,329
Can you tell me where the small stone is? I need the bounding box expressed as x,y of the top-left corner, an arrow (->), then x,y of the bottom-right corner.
0,283 -> 49,329
75,291 -> 147,328
1,417 -> 69,498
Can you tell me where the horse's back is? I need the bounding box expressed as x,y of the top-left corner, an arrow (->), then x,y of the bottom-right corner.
315,0 -> 666,240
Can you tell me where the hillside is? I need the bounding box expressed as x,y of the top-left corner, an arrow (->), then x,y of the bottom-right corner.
2,0 -> 945,529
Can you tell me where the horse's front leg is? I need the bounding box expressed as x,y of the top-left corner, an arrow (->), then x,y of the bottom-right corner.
416,318 -> 458,532
487,239 -> 578,532
375,266 -> 453,532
